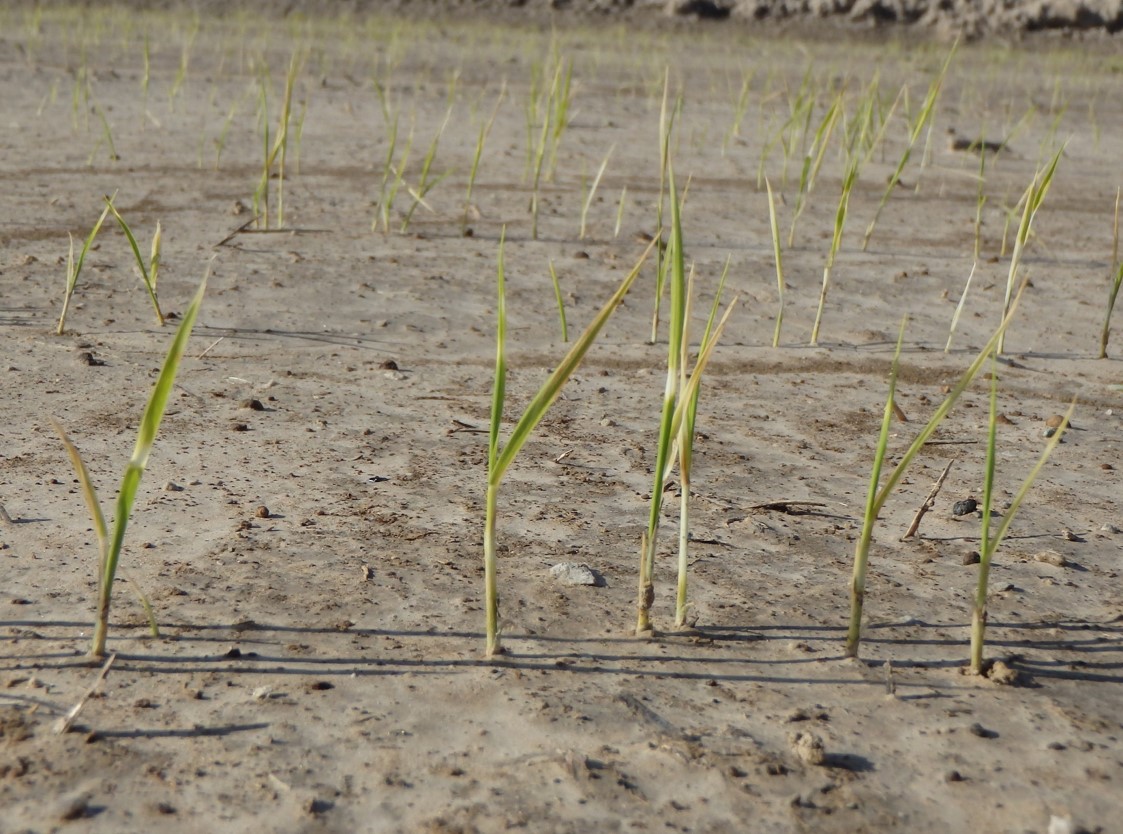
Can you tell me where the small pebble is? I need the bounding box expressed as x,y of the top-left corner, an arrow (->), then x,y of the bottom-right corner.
1045,414 -> 1068,429
968,722 -> 997,739
55,792 -> 91,820
163,481 -> 184,492
986,660 -> 1020,686
240,398 -> 265,411
962,550 -> 981,566
952,498 -> 978,517
549,563 -> 603,587
1034,550 -> 1068,568
255,505 -> 270,519
944,769 -> 964,783
789,731 -> 826,766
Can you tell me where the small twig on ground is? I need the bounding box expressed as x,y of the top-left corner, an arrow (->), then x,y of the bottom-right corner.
54,653 -> 116,734
902,458 -> 955,540
748,501 -> 827,515
196,336 -> 224,359
214,216 -> 260,247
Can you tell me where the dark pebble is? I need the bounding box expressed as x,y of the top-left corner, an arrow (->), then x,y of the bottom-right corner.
968,722 -> 997,739
952,498 -> 978,516
962,550 -> 981,565
944,770 -> 965,782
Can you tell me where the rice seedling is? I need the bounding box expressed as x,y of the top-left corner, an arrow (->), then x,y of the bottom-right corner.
845,278 -> 1029,658
674,257 -> 733,628
1100,261 -> 1123,359
721,69 -> 754,155
788,90 -> 842,247
547,259 -> 568,343
213,103 -> 239,170
945,261 -> 976,353
546,56 -> 574,181
400,105 -> 452,233
969,368 -> 1074,674
637,167 -> 735,635
140,32 -> 150,109
57,200 -> 113,335
485,232 -> 656,656
167,18 -> 198,110
372,114 -> 408,234
1101,189 -> 1123,358
861,40 -> 957,251
810,157 -> 859,346
997,145 -> 1064,356
650,72 -> 680,343
765,177 -> 785,348
253,53 -> 301,229
579,145 -> 613,240
526,54 -> 574,239
615,185 -> 627,239
90,104 -> 118,164
53,271 -> 207,658
970,136 -> 989,260
104,195 -> 164,326
463,84 -> 506,230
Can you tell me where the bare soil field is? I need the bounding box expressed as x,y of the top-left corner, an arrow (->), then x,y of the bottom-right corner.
1,6 -> 1121,833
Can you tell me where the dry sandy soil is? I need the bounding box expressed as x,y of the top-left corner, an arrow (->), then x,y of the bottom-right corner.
1,6 -> 1122,833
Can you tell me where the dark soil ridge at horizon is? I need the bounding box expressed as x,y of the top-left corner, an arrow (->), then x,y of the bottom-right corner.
13,0 -> 1123,39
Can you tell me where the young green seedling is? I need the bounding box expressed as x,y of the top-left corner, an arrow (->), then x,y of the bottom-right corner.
104,195 -> 164,326
810,157 -> 859,346
846,276 -> 1030,658
945,261 -> 976,353
650,74 -> 681,344
615,185 -> 627,239
547,259 -> 568,343
401,105 -> 452,233
997,145 -> 1064,355
1100,261 -> 1123,359
54,271 -> 207,658
862,39 -> 957,251
463,84 -> 506,231
57,200 -> 113,335
971,370 -> 1074,673
637,167 -> 735,635
788,91 -> 841,247
579,145 -> 613,240
765,177 -> 785,348
485,233 -> 656,656
674,256 -> 732,628
1099,189 -> 1121,359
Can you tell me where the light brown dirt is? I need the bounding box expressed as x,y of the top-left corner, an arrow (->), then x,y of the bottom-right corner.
1,7 -> 1121,834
